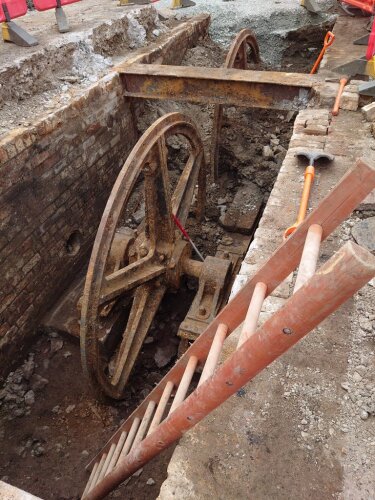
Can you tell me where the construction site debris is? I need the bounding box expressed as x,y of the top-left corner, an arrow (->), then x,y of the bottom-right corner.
362,101 -> 375,121
351,217 -> 375,251
0,354 -> 37,420
219,182 -> 263,234
358,190 -> 375,211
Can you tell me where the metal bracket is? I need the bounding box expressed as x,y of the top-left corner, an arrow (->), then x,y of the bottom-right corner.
1,1 -> 38,46
333,57 -> 368,75
353,33 -> 370,45
1,20 -> 38,47
171,0 -> 196,9
358,80 -> 375,95
334,55 -> 375,77
338,1 -> 356,15
178,256 -> 232,342
55,0 -> 69,34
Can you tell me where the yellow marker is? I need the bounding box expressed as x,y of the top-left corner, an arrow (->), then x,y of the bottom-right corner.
366,56 -> 375,78
171,0 -> 183,8
2,22 -> 11,43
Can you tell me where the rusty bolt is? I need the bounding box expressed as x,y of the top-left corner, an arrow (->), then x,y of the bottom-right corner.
282,327 -> 293,335
223,251 -> 230,259
199,306 -> 206,316
139,246 -> 148,258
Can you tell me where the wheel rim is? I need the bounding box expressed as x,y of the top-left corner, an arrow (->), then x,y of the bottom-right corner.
80,112 -> 206,400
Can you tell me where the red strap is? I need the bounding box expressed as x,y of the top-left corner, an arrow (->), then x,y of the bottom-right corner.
172,214 -> 190,241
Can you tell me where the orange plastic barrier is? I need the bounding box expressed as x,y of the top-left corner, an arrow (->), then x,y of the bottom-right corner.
33,0 -> 81,11
0,0 -> 28,22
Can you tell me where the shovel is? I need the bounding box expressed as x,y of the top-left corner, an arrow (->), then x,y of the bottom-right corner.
284,150 -> 334,239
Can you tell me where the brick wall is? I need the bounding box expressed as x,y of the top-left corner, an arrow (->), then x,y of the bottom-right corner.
0,72 -> 138,373
0,14 -> 210,376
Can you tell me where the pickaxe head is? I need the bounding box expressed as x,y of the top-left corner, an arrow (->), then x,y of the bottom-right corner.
296,150 -> 335,166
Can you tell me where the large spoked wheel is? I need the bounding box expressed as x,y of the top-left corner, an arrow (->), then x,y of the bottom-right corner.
80,113 -> 206,400
210,29 -> 260,179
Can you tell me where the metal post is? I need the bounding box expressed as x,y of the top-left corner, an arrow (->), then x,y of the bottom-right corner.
85,241 -> 375,500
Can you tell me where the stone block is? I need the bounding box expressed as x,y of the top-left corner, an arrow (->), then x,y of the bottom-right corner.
357,189 -> 375,211
351,217 -> 375,252
220,182 -> 263,235
340,91 -> 359,111
316,82 -> 339,107
361,102 -> 375,122
303,123 -> 328,136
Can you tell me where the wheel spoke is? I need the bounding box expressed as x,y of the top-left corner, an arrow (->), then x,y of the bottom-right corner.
211,29 -> 260,180
100,257 -> 165,305
234,41 -> 247,69
81,113 -> 206,400
172,149 -> 205,224
111,283 -> 167,391
144,137 -> 174,247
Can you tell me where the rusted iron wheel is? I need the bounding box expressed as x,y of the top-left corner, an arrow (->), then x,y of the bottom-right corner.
80,112 -> 206,400
210,29 -> 260,180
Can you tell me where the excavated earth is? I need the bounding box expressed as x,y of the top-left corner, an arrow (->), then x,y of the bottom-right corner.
0,23 -> 333,498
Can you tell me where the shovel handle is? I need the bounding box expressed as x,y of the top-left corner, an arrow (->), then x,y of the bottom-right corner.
284,166 -> 315,239
332,77 -> 348,116
310,31 -> 335,74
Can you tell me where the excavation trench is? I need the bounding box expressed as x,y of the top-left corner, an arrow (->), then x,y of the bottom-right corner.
0,20 -> 333,500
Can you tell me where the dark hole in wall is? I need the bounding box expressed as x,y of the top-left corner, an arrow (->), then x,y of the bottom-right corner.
65,230 -> 82,256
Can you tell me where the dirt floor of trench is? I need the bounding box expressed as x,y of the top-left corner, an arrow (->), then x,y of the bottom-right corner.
0,26 -> 331,499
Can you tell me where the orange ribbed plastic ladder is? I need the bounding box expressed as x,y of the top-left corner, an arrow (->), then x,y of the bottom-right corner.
82,159 -> 375,500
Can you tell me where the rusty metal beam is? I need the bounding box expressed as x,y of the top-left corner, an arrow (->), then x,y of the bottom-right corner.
118,64 -> 322,110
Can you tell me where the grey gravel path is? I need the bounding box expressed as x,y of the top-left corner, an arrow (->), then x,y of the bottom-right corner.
157,0 -> 335,63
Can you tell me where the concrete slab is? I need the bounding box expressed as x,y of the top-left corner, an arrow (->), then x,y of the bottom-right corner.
0,481 -> 42,500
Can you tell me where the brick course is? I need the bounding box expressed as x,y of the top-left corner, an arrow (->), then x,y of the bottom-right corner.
0,72 -> 136,373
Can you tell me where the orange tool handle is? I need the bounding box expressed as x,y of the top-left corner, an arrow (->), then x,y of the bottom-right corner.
284,166 -> 315,239
332,77 -> 348,116
310,31 -> 335,75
